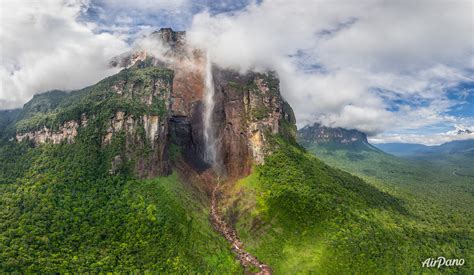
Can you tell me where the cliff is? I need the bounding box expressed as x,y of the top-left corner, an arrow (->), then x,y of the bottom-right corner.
297,122 -> 368,146
13,28 -> 296,179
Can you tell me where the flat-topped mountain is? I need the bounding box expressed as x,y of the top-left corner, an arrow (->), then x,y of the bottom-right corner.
8,28 -> 296,178
297,122 -> 370,147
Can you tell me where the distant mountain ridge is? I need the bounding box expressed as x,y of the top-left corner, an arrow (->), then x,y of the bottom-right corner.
297,122 -> 383,153
372,143 -> 429,156
298,122 -> 369,145
374,139 -> 474,157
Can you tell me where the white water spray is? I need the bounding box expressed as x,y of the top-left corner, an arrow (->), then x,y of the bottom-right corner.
203,51 -> 217,165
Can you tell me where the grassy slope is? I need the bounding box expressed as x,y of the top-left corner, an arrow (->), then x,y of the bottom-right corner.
221,140 -> 473,274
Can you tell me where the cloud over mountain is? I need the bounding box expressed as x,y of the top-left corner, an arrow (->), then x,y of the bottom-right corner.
1,0 -> 473,144
187,0 -> 473,136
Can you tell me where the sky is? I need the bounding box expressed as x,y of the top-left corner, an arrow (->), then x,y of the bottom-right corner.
0,0 -> 473,145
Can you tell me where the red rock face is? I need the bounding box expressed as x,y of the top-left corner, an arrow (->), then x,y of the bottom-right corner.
211,69 -> 296,178
165,49 -> 205,116
16,28 -> 297,180
111,28 -> 297,178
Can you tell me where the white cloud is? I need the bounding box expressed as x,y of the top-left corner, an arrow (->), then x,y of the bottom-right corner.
0,0 -> 129,109
315,0 -> 473,72
187,0 -> 474,135
81,0 -> 192,39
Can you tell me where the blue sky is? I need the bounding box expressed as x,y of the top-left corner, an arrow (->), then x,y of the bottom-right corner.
447,82 -> 474,117
1,0 -> 473,145
80,0 -> 258,34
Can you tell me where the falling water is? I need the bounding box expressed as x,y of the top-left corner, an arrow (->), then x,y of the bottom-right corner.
203,51 -> 217,166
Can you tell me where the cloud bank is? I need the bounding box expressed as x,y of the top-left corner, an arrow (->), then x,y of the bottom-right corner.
187,0 -> 474,139
0,0 -> 129,109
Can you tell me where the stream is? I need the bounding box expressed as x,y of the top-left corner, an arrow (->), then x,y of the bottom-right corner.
210,180 -> 272,274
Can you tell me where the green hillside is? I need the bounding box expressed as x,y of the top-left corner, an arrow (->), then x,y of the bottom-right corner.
0,66 -> 241,272
220,139 -> 473,274
302,142 -> 474,211
0,126 -> 240,273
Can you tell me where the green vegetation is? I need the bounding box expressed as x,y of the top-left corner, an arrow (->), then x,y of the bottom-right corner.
0,65 -> 241,272
221,139 -> 473,274
2,61 -> 471,273
251,105 -> 270,120
0,110 -> 20,140
0,123 -> 239,273
21,90 -> 71,117
13,66 -> 173,133
303,143 -> 474,220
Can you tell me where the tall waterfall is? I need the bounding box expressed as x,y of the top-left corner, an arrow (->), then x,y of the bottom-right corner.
203,51 -> 217,166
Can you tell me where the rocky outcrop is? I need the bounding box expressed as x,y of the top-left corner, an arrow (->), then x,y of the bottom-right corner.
102,112 -> 163,147
16,116 -> 88,145
16,122 -> 77,145
297,123 -> 368,145
103,112 -> 170,178
212,69 -> 296,177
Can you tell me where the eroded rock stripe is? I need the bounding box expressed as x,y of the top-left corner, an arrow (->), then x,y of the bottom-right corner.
210,183 -> 271,274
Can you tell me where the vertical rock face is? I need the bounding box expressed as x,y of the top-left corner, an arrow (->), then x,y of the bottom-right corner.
14,28 -> 297,179
100,66 -> 174,178
16,120 -> 80,145
117,28 -> 296,177
212,69 -> 296,177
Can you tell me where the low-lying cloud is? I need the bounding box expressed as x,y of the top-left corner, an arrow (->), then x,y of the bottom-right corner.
370,125 -> 474,146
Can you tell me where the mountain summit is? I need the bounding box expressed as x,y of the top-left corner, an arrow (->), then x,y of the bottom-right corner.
11,28 -> 296,178
297,122 -> 369,146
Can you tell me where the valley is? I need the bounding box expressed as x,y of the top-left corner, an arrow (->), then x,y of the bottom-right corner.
0,28 -> 472,274
297,123 -> 473,273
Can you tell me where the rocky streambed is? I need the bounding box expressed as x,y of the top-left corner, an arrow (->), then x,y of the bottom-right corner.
210,180 -> 271,274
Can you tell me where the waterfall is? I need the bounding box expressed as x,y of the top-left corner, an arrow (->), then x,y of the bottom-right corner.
203,51 -> 217,166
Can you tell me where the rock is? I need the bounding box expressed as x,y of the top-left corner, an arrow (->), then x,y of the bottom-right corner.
151,28 -> 186,50
297,122 -> 368,145
211,69 -> 296,177
16,120 -> 79,145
